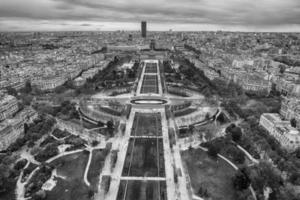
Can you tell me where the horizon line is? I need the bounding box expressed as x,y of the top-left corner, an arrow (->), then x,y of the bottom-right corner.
1,30 -> 300,33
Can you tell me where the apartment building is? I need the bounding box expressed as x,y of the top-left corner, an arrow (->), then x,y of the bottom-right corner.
73,61 -> 109,87
0,107 -> 38,150
274,76 -> 300,96
238,74 -> 272,95
260,113 -> 300,151
280,96 -> 300,128
0,124 -> 14,150
203,68 -> 220,80
0,93 -> 18,121
31,76 -> 67,91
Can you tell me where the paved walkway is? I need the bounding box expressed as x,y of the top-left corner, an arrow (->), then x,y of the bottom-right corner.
98,59 -> 183,200
160,108 -> 177,200
95,111 -> 136,200
83,148 -> 93,186
169,119 -> 196,200
121,177 -> 166,181
236,144 -> 259,164
16,160 -> 30,200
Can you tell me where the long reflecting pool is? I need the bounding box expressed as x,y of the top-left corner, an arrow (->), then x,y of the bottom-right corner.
130,99 -> 167,105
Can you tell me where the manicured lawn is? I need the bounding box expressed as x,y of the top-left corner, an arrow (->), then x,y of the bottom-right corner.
117,180 -> 167,200
122,138 -> 165,177
144,63 -> 158,73
46,177 -> 91,200
54,151 -> 89,178
132,113 -> 162,136
141,75 -> 158,94
0,178 -> 17,200
87,149 -> 108,191
46,151 -> 91,200
181,148 -> 237,200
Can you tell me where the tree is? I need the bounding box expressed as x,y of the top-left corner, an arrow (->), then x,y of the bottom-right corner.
205,113 -> 210,120
27,140 -> 35,148
54,85 -> 66,94
252,162 -> 283,192
97,121 -> 104,127
92,140 -> 99,147
231,127 -> 243,142
14,159 -> 27,170
232,169 -> 251,191
32,190 -> 46,200
24,123 -> 29,134
276,186 -> 300,200
235,190 -> 254,200
197,186 -> 209,198
106,120 -> 114,129
0,174 -> 7,194
295,147 -> 300,158
65,80 -> 75,89
226,124 -> 242,142
289,172 -> 300,185
227,146 -> 245,164
225,123 -> 236,134
6,86 -> 18,97
188,125 -> 195,134
233,149 -> 245,164
207,144 -> 220,159
279,64 -> 286,74
216,113 -> 226,123
88,189 -> 94,198
22,95 -> 33,105
34,143 -> 59,162
267,136 -> 280,151
128,69 -> 135,79
106,120 -> 114,136
290,118 -> 297,128
23,80 -> 32,94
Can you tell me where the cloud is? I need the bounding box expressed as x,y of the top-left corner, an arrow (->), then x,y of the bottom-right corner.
80,23 -> 91,26
0,0 -> 300,31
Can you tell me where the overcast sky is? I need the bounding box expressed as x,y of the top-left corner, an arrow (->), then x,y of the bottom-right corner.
0,0 -> 300,32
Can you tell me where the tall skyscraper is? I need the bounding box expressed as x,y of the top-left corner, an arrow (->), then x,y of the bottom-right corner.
141,21 -> 147,38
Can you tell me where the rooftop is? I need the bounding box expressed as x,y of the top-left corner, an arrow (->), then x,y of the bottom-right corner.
262,113 -> 282,123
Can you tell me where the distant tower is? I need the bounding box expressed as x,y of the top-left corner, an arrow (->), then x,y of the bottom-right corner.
141,21 -> 147,38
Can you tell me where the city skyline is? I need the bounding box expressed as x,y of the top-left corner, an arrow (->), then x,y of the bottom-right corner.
0,7 -> 300,199
1,0 -> 300,32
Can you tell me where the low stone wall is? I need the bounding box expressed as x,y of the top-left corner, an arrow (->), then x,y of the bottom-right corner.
79,101 -> 120,123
